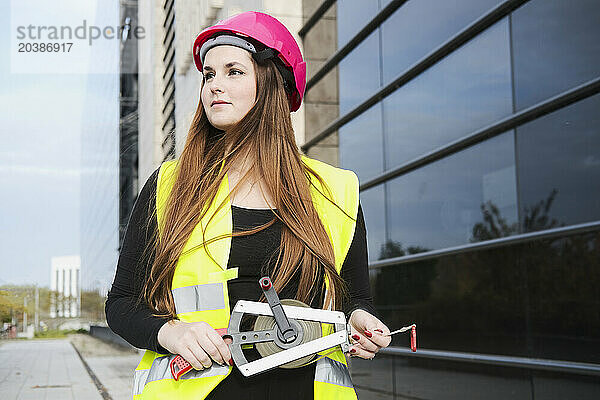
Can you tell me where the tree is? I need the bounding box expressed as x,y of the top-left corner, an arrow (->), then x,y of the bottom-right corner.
81,289 -> 107,322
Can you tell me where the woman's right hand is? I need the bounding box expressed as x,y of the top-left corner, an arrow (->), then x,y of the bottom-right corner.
157,320 -> 232,369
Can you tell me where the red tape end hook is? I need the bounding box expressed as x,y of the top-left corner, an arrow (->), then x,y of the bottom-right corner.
170,355 -> 193,381
410,325 -> 417,352
170,329 -> 230,380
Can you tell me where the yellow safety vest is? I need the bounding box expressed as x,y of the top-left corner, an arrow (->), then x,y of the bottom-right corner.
133,154 -> 359,399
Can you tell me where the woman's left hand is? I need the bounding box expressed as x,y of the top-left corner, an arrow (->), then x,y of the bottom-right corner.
347,309 -> 391,359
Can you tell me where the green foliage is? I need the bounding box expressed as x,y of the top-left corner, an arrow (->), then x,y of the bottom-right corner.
0,286 -> 31,323
0,285 -> 107,325
80,289 -> 107,321
34,328 -> 87,338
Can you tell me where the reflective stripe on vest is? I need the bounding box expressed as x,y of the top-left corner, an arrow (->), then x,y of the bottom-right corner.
172,283 -> 225,314
133,155 -> 359,399
315,357 -> 353,388
133,354 -> 229,396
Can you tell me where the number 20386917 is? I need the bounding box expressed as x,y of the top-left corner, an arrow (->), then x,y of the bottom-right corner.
18,42 -> 73,53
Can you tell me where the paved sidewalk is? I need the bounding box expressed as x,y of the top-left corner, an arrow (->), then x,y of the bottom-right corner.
0,339 -> 102,399
85,355 -> 141,400
69,333 -> 142,400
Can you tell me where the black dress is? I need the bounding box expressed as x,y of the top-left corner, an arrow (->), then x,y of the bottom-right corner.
105,167 -> 375,399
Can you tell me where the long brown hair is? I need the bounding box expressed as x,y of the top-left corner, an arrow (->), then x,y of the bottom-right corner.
141,56 -> 354,319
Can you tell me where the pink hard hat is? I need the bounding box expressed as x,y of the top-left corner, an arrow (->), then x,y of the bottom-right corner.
193,11 -> 306,112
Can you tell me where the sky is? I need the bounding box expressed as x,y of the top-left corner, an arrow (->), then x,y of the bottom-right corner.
0,0 -> 120,290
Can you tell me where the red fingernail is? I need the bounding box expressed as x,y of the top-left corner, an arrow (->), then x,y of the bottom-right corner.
374,329 -> 383,333
365,330 -> 372,338
228,359 -> 234,366
352,334 -> 360,341
350,348 -> 356,353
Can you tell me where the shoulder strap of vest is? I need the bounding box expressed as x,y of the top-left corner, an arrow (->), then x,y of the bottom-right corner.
301,154 -> 359,218
301,154 -> 360,270
156,159 -> 179,232
157,157 -> 359,221
156,156 -> 360,268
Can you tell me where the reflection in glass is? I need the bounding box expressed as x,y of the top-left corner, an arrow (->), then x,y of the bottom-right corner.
339,30 -> 381,115
523,232 -> 600,364
512,0 -> 600,110
360,185 -> 386,263
350,356 -> 394,399
339,103 -> 384,182
352,354 -> 534,399
393,357 -> 533,400
81,73 -> 119,289
372,231 -> 600,364
337,0 -> 380,49
383,18 -> 512,169
517,94 -> 600,231
374,242 -> 527,357
381,0 -> 501,84
387,131 -> 517,251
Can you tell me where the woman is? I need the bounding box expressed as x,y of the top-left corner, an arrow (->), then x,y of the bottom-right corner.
106,11 -> 391,400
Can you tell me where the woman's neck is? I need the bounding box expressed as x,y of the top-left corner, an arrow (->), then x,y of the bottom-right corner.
226,150 -> 275,208
228,149 -> 256,175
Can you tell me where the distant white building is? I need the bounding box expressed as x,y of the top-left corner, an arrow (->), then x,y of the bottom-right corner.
50,255 -> 81,318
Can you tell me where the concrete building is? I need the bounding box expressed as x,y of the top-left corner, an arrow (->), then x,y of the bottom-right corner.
50,255 -> 81,318
119,1 -> 140,249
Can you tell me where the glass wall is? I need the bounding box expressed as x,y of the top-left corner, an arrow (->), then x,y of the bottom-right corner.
386,131 -> 517,252
381,0 -> 501,84
357,231 -> 600,399
305,0 -> 600,397
339,103 -> 384,182
516,93 -> 600,231
382,18 -> 512,169
511,0 -> 600,110
370,232 -> 600,364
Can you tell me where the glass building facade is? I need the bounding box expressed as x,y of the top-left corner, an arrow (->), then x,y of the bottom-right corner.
80,0 -> 120,294
302,0 -> 600,398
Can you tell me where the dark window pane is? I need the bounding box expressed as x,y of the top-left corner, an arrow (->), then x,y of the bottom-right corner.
339,103 -> 384,182
524,233 -> 600,364
337,0 -> 380,48
383,18 -> 512,168
512,0 -> 600,110
387,131 -> 517,252
392,357 -> 533,400
353,354 -> 535,400
530,372 -> 600,400
517,93 -> 600,232
371,231 -> 600,364
381,0 -> 501,84
339,29 -> 381,115
356,232 -> 600,398
361,184 -> 386,263
350,356 -> 394,399
372,243 -> 529,357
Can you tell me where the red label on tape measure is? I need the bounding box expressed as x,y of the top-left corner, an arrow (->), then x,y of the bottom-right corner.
410,325 -> 417,352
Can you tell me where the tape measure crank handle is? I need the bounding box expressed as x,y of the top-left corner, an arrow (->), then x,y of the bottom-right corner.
259,276 -> 297,343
